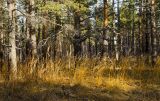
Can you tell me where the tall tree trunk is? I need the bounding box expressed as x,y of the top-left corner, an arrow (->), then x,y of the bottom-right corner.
115,0 -> 120,62
101,0 -> 109,58
144,0 -> 150,64
42,23 -> 47,59
131,0 -> 135,55
8,0 -> 17,79
0,1 -> 4,71
150,0 -> 157,66
27,0 -> 37,57
138,0 -> 142,56
73,10 -> 82,57
0,1 -> 3,52
30,0 -> 37,56
111,0 -> 115,57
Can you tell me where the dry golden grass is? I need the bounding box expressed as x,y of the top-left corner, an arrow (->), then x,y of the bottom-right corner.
0,57 -> 160,101
17,57 -> 160,90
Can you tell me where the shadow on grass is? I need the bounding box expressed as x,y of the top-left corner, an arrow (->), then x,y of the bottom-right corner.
0,77 -> 159,101
0,81 -> 117,101
0,66 -> 160,101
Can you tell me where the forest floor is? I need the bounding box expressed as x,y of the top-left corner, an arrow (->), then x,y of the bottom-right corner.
0,80 -> 159,101
0,58 -> 160,101
0,69 -> 160,101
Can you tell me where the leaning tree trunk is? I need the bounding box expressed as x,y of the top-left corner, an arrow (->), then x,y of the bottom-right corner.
8,0 -> 17,79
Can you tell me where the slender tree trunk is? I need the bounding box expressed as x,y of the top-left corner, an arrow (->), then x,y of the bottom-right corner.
138,0 -> 142,56
115,0 -> 120,62
144,0 -> 150,64
30,0 -> 37,56
42,23 -> 47,59
131,0 -> 135,55
88,34 -> 91,58
150,0 -> 157,66
111,0 -> 115,57
0,2 -> 4,71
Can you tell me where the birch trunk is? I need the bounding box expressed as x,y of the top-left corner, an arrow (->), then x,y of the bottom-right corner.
8,0 -> 17,79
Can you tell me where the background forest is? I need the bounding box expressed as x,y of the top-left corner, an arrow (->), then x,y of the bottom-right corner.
0,0 -> 160,101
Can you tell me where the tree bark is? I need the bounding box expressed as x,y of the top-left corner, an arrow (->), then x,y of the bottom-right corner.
115,0 -> 120,62
30,0 -> 37,56
27,0 -> 37,57
8,0 -> 17,79
101,0 -> 109,58
150,0 -> 157,66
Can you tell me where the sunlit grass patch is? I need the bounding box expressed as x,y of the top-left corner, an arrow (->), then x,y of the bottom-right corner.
0,57 -> 160,101
15,57 -> 160,89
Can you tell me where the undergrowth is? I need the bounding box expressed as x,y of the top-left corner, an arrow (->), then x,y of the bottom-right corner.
0,56 -> 160,101
14,57 -> 160,87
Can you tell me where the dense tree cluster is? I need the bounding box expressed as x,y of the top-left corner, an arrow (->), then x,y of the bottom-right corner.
0,0 -> 159,79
